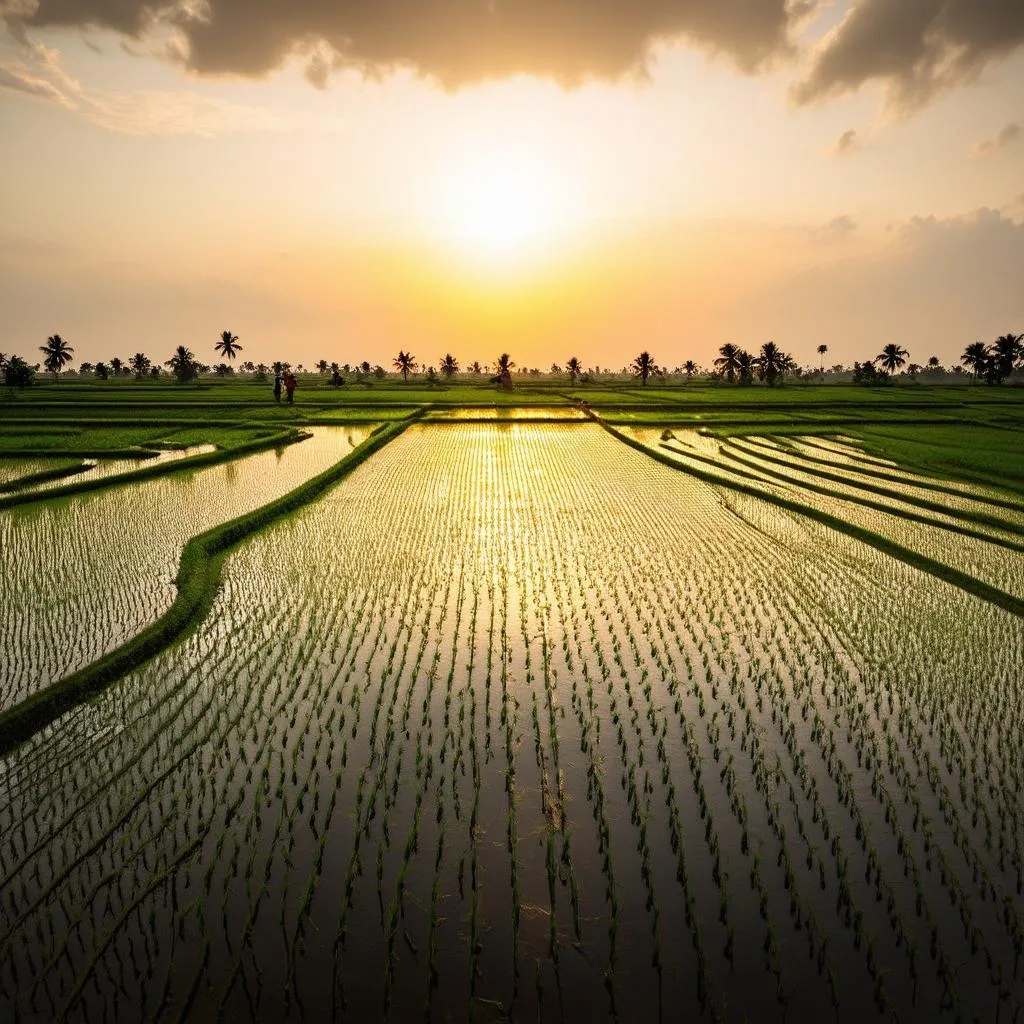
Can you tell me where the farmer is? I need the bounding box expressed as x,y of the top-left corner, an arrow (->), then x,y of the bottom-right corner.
284,371 -> 296,404
273,371 -> 283,403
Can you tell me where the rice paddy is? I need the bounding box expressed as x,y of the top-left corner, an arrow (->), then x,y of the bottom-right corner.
0,410 -> 1021,1022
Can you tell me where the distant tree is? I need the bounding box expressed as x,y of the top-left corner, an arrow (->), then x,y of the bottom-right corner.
550,363 -> 562,375
961,341 -> 989,382
853,359 -> 892,386
166,345 -> 198,384
215,331 -> 242,361
758,341 -> 787,386
907,363 -> 921,377
150,366 -> 160,377
393,350 -> 417,382
0,353 -> 6,371
715,343 -> 742,383
39,335 -> 74,380
566,356 -> 582,383
736,350 -> 755,385
214,362 -> 233,376
440,353 -> 459,379
877,343 -> 908,374
927,356 -> 941,371
130,352 -> 151,378
426,366 -> 438,384
79,361 -> 94,374
94,362 -> 110,380
241,360 -> 255,373
993,333 -> 1023,382
4,355 -> 35,388
373,365 -> 386,380
817,344 -> 828,371
631,351 -> 656,386
272,361 -> 284,376
330,362 -> 344,387
110,357 -> 124,377
470,361 -> 482,375
683,360 -> 697,380
316,359 -> 329,375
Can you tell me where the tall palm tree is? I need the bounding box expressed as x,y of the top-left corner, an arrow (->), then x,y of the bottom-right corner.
39,335 -> 74,380
566,356 -> 582,383
993,333 -> 1023,380
961,341 -> 988,381
316,359 -> 329,375
440,353 -> 459,379
470,361 -> 482,375
166,345 -> 198,384
736,350 -> 755,384
758,341 -> 786,386
877,343 -> 908,374
817,344 -> 828,371
215,331 -> 242,361
632,351 -> 656,386
683,360 -> 697,380
393,351 -> 417,382
131,352 -> 151,378
715,343 -> 741,383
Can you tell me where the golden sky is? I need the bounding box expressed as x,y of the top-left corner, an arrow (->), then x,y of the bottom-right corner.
1,1 -> 1022,370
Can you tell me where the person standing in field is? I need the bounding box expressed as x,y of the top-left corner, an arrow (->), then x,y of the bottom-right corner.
284,372 -> 296,404
273,370 -> 283,403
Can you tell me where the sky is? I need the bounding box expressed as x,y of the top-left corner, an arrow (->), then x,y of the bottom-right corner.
1,0 -> 1022,371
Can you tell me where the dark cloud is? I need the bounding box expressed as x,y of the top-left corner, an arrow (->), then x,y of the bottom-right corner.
7,0 -> 802,87
975,121 -> 1021,155
831,128 -> 859,155
794,0 -> 1024,113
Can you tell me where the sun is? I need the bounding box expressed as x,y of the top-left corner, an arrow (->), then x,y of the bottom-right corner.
438,150 -> 565,256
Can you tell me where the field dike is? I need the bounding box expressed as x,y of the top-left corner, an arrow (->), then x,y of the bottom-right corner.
0,427 -> 306,511
0,462 -> 91,493
589,413 -> 1024,619
0,414 -> 420,753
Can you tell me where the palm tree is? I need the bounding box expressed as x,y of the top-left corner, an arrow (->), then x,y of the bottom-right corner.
758,341 -> 786,386
393,351 -> 417,382
131,352 -> 151,378
110,357 -> 125,376
683,360 -> 697,381
316,359 -> 329,375
736,350 -> 755,384
440,353 -> 459,379
566,356 -> 582,383
927,356 -> 941,371
632,351 -> 656,386
817,344 -> 828,371
39,335 -> 74,380
215,331 -> 242,361
715,343 -> 742,383
166,345 -> 198,384
993,333 -> 1023,380
241,360 -> 255,373
495,353 -> 514,388
961,341 -> 988,382
877,343 -> 908,374
470,361 -> 482,375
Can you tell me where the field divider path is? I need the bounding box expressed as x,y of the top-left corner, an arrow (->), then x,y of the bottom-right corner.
0,412 -> 424,754
0,426 -> 308,512
717,436 -> 1024,536
587,412 -> 1024,619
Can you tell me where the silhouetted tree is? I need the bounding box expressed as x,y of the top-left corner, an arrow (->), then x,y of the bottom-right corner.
927,356 -> 941,371
215,331 -> 242,361
715,343 -> 742,383
440,353 -> 459,379
961,341 -> 988,382
470,361 -> 482,375
40,335 -> 74,379
683,360 -> 697,380
393,351 -> 417,382
79,361 -> 94,374
817,344 -> 828,371
166,345 -> 198,384
632,351 -> 656,386
130,352 -> 151,378
316,359 -> 329,375
214,362 -> 233,376
993,333 -> 1023,382
94,362 -> 110,380
110,357 -> 124,376
4,355 -> 35,388
758,341 -> 786,386
877,343 -> 908,374
737,350 -> 755,384
567,356 -> 582,383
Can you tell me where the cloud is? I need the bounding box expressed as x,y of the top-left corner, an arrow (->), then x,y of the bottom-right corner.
793,0 -> 1024,114
6,0 -> 806,89
831,128 -> 859,155
975,121 -> 1021,155
813,214 -> 858,242
0,61 -> 75,105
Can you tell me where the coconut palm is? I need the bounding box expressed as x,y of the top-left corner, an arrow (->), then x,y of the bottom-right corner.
39,335 -> 74,380
736,350 -> 755,384
440,353 -> 459,379
215,331 -> 242,361
316,359 -> 329,375
817,344 -> 828,371
166,345 -> 198,384
960,341 -> 988,381
393,351 -> 417,382
877,343 -> 908,374
758,341 -> 787,386
683,360 -> 697,380
470,361 -> 482,375
130,352 -> 151,378
715,343 -> 742,383
567,356 -> 582,383
993,333 -> 1023,380
631,351 -> 656,386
